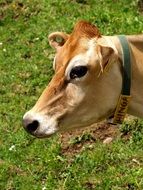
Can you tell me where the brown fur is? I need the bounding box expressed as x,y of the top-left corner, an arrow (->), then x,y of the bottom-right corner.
23,21 -> 143,138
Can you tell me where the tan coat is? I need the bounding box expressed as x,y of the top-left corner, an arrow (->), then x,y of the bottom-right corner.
23,21 -> 143,138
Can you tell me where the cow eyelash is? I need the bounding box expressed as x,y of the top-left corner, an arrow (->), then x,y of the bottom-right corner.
70,66 -> 88,80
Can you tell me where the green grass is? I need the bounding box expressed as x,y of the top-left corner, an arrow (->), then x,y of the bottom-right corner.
0,0 -> 143,189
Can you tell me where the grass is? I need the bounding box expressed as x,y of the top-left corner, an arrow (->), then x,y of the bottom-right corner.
0,0 -> 143,189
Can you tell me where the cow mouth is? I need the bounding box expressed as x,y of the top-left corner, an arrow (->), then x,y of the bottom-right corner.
26,127 -> 58,138
33,132 -> 54,139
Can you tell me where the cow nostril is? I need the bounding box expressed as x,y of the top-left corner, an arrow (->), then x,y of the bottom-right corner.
26,120 -> 39,133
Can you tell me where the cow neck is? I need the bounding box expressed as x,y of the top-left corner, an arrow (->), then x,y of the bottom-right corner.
108,35 -> 132,125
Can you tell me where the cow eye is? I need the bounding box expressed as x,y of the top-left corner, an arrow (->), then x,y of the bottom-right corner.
70,66 -> 88,80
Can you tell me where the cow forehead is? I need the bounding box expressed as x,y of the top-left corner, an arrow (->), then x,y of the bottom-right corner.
55,37 -> 96,73
65,39 -> 97,76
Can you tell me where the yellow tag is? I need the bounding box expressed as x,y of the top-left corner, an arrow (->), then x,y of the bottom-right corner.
113,95 -> 131,124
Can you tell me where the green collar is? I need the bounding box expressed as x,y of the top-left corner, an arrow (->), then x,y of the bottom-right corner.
108,35 -> 131,124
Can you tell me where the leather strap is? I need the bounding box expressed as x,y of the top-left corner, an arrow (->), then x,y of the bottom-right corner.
108,35 -> 131,124
118,35 -> 131,96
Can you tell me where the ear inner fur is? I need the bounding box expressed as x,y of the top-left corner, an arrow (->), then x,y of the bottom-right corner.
96,45 -> 114,76
48,32 -> 69,49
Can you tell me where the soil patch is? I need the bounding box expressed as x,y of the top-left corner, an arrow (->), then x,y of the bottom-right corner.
60,121 -> 120,157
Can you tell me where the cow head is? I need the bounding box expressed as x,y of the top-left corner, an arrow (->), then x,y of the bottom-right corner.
23,21 -> 122,138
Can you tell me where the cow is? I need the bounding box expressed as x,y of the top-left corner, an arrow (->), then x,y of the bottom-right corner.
23,21 -> 143,138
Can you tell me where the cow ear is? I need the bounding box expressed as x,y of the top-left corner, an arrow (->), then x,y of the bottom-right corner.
96,44 -> 114,74
48,32 -> 69,50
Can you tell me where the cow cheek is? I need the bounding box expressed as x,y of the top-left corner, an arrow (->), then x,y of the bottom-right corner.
65,83 -> 85,109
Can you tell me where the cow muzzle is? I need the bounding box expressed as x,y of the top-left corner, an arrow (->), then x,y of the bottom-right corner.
22,111 -> 58,138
